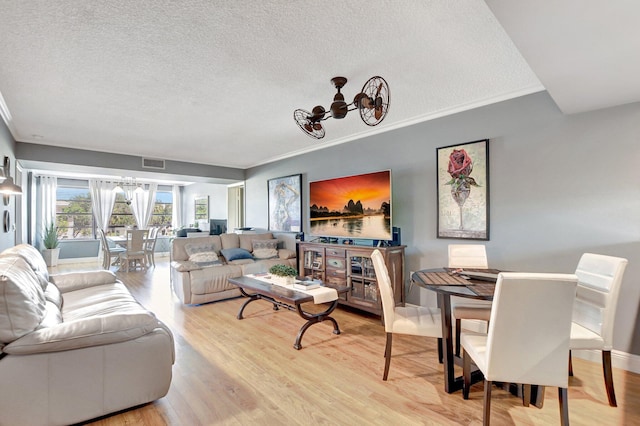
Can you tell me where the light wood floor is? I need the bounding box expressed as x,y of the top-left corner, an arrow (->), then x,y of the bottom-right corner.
51,259 -> 640,425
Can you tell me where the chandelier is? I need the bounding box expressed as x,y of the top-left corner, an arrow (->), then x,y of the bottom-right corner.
293,76 -> 390,139
114,177 -> 144,205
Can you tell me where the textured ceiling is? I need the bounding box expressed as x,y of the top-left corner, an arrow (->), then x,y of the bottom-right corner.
0,0 -> 543,170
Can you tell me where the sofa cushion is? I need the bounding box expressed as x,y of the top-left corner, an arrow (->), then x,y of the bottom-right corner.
170,260 -> 202,272
189,264 -> 242,295
220,233 -> 240,250
4,310 -> 160,355
0,256 -> 47,344
44,282 -> 63,309
239,232 -> 273,251
278,248 -> 297,260
221,247 -> 253,262
50,270 -> 118,293
2,243 -> 50,290
252,239 -> 279,259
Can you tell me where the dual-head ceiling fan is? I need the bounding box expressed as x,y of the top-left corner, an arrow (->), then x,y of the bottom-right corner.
294,76 -> 390,139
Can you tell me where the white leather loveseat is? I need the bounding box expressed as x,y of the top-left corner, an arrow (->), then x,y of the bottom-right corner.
0,244 -> 175,426
170,232 -> 297,304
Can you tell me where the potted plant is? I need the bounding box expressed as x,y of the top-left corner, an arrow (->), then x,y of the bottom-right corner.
42,222 -> 60,267
269,264 -> 298,286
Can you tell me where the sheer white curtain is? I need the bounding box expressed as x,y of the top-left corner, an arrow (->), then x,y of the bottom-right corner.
34,175 -> 57,249
89,179 -> 118,231
39,176 -> 57,228
131,183 -> 157,229
172,184 -> 183,231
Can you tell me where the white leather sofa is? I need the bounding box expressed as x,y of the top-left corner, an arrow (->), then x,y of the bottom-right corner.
0,244 -> 175,426
171,232 -> 297,304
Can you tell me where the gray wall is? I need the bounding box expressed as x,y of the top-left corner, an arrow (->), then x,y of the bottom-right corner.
245,92 -> 640,356
0,120 -> 16,251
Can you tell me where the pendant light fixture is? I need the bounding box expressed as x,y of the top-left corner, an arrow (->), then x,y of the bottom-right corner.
0,156 -> 22,195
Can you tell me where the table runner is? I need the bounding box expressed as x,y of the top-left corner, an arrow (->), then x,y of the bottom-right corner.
248,274 -> 338,304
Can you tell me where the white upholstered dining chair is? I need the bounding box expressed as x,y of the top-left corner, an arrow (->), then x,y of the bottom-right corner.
120,229 -> 149,271
448,244 -> 492,356
371,249 -> 442,381
461,272 -> 578,426
569,253 -> 628,407
144,227 -> 159,267
97,228 -> 125,270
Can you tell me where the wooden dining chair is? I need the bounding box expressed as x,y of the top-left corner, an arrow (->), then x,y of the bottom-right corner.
371,249 -> 442,381
461,272 -> 578,426
569,253 -> 628,407
97,228 -> 125,269
448,244 -> 492,356
120,229 -> 149,271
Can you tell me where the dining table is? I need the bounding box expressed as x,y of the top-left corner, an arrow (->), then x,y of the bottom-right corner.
411,268 -> 544,407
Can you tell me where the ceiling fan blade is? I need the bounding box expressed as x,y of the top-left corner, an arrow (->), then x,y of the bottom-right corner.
375,83 -> 383,98
374,106 -> 384,120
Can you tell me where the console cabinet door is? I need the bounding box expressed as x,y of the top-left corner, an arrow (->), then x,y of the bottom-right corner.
300,246 -> 325,281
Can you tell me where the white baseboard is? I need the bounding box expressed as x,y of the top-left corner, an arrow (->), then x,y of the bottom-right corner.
572,348 -> 640,374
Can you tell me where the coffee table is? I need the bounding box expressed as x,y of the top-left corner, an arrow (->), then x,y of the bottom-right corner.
229,275 -> 349,350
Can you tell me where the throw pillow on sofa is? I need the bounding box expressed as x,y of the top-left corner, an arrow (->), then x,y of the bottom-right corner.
220,247 -> 253,262
252,239 -> 279,259
188,252 -> 222,268
184,243 -> 222,267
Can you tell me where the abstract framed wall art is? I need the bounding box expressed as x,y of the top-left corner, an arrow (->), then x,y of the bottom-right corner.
268,174 -> 302,232
436,139 -> 489,240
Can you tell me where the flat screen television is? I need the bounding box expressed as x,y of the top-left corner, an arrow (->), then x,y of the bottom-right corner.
209,219 -> 227,235
309,170 -> 392,241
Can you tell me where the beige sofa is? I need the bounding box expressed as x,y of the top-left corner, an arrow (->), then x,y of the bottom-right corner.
0,244 -> 175,426
170,232 -> 297,304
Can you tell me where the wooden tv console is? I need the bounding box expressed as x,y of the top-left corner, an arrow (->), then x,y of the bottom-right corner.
297,242 -> 405,316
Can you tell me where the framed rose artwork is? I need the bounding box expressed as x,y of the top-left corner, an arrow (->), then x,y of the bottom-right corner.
436,139 -> 489,240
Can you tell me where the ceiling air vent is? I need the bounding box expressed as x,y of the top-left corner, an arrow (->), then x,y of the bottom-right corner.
142,157 -> 165,170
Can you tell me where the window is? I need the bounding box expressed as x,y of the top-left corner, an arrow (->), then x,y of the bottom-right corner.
108,190 -> 173,236
56,181 -> 175,239
150,190 -> 173,234
195,195 -> 208,221
108,193 -> 137,236
56,186 -> 94,239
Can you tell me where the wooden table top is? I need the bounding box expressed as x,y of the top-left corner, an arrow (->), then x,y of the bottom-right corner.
411,269 -> 498,300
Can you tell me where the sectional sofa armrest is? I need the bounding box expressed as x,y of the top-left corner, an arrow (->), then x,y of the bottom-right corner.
3,311 -> 162,355
170,260 -> 202,272
50,270 -> 119,293
278,249 -> 297,260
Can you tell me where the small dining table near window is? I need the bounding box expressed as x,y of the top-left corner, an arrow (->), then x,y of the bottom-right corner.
411,268 -> 544,407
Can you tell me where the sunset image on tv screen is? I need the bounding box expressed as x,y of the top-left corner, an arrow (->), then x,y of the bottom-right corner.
309,170 -> 392,240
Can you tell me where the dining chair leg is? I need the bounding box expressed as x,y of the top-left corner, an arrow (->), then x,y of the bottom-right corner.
522,384 -> 531,407
437,337 -> 443,364
383,332 -> 393,381
558,387 -> 569,426
602,350 -> 617,407
463,349 -> 471,400
568,350 -> 573,376
455,318 -> 461,357
482,380 -> 492,426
